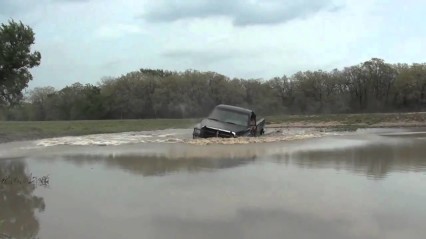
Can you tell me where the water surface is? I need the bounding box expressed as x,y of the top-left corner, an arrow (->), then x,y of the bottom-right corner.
1,128 -> 426,239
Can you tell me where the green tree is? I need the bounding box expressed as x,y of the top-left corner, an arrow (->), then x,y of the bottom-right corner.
28,86 -> 56,120
0,20 -> 41,106
268,75 -> 295,112
360,58 -> 397,111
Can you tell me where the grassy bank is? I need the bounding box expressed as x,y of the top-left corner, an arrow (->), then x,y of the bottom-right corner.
0,118 -> 199,143
266,112 -> 426,128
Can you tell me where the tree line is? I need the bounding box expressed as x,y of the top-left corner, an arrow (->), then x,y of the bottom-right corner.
1,58 -> 426,121
1,20 -> 425,121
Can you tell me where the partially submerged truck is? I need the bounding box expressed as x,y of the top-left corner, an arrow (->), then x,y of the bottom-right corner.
192,104 -> 265,139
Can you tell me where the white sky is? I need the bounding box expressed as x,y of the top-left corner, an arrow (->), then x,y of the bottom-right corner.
1,0 -> 425,89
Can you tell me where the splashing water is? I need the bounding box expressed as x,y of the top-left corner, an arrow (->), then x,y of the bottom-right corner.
36,131 -> 187,147
33,128 -> 344,147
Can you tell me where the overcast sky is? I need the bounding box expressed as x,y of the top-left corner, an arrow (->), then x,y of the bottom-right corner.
1,0 -> 425,89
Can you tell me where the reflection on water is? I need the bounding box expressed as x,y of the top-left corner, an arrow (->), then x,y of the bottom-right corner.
284,140 -> 426,179
0,160 -> 45,239
61,154 -> 256,177
52,135 -> 426,180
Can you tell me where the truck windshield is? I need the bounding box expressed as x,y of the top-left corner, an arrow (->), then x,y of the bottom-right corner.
208,108 -> 249,126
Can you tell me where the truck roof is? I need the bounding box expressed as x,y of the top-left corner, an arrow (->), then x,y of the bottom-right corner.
216,104 -> 253,115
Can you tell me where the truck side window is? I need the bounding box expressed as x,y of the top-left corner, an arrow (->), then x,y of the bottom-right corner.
250,112 -> 256,126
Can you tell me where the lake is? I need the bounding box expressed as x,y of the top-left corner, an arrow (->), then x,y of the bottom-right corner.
1,128 -> 426,239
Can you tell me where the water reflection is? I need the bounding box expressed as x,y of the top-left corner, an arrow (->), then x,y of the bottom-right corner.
0,159 -> 45,239
61,154 -> 256,177
48,135 -> 426,180
286,140 -> 426,179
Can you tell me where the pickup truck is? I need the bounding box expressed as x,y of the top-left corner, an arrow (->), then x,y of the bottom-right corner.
192,104 -> 265,139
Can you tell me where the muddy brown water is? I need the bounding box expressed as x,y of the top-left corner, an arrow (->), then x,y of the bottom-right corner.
1,128 -> 426,239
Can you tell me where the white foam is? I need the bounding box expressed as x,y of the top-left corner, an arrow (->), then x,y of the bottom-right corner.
33,128 -> 349,147
35,129 -> 189,147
